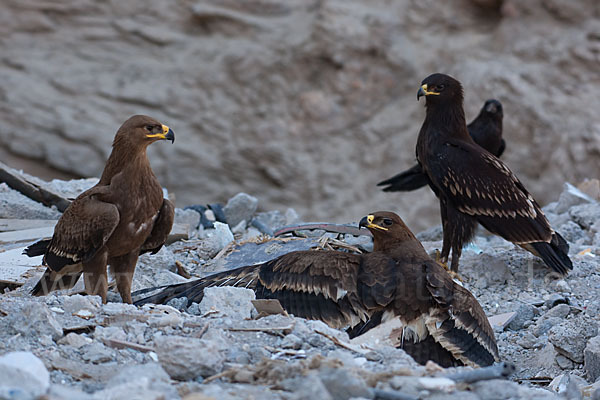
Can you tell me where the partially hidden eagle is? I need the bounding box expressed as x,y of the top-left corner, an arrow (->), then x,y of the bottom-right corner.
133,211 -> 499,368
415,73 -> 572,275
378,99 -> 504,192
24,115 -> 175,303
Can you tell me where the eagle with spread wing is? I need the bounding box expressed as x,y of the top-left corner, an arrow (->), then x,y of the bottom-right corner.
378,99 -> 504,192
24,115 -> 175,303
134,211 -> 499,368
415,73 -> 572,275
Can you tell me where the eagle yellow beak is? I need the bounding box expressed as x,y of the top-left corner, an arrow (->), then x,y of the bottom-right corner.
147,125 -> 175,143
417,84 -> 440,100
358,215 -> 388,231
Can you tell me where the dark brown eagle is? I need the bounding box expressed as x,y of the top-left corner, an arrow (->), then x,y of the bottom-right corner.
378,99 -> 504,192
415,73 -> 572,274
134,211 -> 499,368
24,115 -> 175,303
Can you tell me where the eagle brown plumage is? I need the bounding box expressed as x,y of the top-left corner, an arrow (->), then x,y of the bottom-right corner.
133,211 -> 499,368
415,73 -> 572,275
24,115 -> 175,303
378,99 -> 505,192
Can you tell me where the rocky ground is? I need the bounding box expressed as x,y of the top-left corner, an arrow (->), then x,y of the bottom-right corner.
0,177 -> 599,399
2,0 -> 600,231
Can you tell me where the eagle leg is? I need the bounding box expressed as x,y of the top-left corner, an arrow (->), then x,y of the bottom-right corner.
109,252 -> 139,304
82,251 -> 109,303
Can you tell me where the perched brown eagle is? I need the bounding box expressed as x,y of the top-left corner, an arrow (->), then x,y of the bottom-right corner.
24,115 -> 175,303
415,73 -> 572,275
378,99 -> 505,192
134,211 -> 499,368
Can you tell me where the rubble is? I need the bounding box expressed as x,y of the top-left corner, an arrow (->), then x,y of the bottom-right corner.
0,183 -> 598,399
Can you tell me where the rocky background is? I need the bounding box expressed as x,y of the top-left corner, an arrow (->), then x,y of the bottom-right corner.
0,178 -> 599,399
0,0 -> 599,231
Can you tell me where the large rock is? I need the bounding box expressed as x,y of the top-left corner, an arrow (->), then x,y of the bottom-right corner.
154,335 -> 226,380
199,286 -> 256,320
0,351 -> 50,398
0,0 -> 598,230
585,336 -> 600,382
11,302 -> 63,340
549,318 -> 598,363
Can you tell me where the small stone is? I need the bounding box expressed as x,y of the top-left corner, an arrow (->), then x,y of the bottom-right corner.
279,373 -> 333,400
317,367 -> 373,400
472,379 -> 521,399
556,354 -> 575,369
107,363 -> 171,386
63,294 -> 101,314
199,286 -> 256,320
165,297 -> 188,312
585,335 -> 600,382
223,192 -> 258,227
281,334 -> 303,350
0,351 -> 50,398
155,335 -> 225,380
532,317 -> 562,337
81,342 -> 115,364
545,293 -> 569,309
555,183 -> 595,214
507,304 -> 538,331
545,303 -> 570,319
12,302 -> 63,340
204,222 -> 234,255
175,207 -> 201,231
58,332 -> 93,349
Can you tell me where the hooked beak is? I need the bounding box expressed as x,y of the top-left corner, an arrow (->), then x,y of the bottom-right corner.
417,84 -> 440,100
358,215 -> 388,231
147,125 -> 175,143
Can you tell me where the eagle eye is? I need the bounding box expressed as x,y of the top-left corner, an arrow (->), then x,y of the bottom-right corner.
382,218 -> 393,227
145,125 -> 154,132
436,84 -> 445,91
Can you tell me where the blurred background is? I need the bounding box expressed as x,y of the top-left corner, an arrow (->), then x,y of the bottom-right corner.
0,0 -> 598,231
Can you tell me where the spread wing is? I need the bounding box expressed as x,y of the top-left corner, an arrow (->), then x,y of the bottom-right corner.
44,186 -> 119,272
256,250 -> 397,329
140,198 -> 174,255
425,139 -> 552,244
424,261 -> 499,367
134,249 -> 398,330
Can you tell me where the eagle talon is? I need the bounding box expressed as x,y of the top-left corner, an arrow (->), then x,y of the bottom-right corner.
434,250 -> 463,282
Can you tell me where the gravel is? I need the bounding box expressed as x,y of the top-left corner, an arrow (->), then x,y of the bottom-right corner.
0,184 -> 598,399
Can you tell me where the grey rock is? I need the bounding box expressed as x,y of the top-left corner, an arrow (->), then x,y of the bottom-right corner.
62,294 -> 101,314
199,286 -> 256,319
0,351 -> 50,398
557,220 -> 588,244
318,367 -> 373,400
532,317 -> 562,337
556,354 -> 575,369
48,384 -> 94,400
0,183 -> 62,219
155,335 -> 225,380
545,303 -> 570,319
471,379 -> 521,399
569,203 -> 600,230
174,208 -> 201,235
507,303 -> 539,331
57,333 -> 92,349
12,302 -> 63,340
281,333 -> 303,350
252,210 -> 287,235
106,363 -> 171,386
545,293 -> 569,309
200,222 -> 234,258
585,335 -> 600,382
549,318 -> 598,363
80,342 -> 115,364
224,192 -> 258,227
554,183 -> 595,214
280,373 -> 333,400
165,296 -> 188,312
